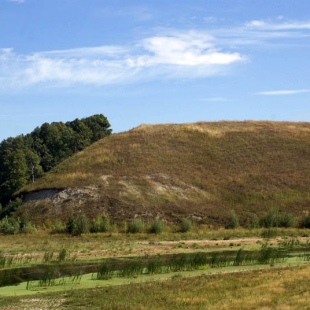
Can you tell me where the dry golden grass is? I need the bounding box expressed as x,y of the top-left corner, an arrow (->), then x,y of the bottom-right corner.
19,121 -> 310,225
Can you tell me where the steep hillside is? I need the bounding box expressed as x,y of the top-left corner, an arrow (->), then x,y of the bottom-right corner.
17,121 -> 310,225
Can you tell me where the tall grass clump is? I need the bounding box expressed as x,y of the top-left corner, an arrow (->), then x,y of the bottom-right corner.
50,221 -> 66,234
208,252 -> 231,268
57,249 -> 67,262
261,228 -> 278,239
90,215 -> 111,233
118,259 -> 145,277
0,255 -> 8,268
260,208 -> 296,228
299,213 -> 310,228
146,256 -> 164,274
97,260 -> 114,280
225,209 -> 239,229
38,266 -> 57,287
42,251 -> 54,263
127,218 -> 144,234
148,218 -> 165,234
168,254 -> 190,272
247,214 -> 260,229
258,244 -> 275,264
191,252 -> 208,269
233,248 -> 246,266
179,218 -> 192,233
260,208 -> 279,228
277,212 -> 296,228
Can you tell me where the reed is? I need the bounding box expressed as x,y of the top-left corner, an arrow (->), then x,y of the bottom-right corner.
97,260 -> 114,280
118,259 -> 145,278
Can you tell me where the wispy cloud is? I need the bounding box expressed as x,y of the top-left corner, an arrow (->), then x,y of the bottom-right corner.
0,31 -> 244,89
8,0 -> 26,3
245,19 -> 310,31
39,46 -> 129,58
211,18 -> 310,48
95,6 -> 154,22
201,97 -> 228,102
257,89 -> 310,96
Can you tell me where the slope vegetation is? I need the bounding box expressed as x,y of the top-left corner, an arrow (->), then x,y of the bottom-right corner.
18,121 -> 310,225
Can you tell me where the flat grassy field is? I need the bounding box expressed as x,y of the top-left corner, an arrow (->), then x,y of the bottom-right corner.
0,229 -> 309,309
0,265 -> 309,309
0,227 -> 308,259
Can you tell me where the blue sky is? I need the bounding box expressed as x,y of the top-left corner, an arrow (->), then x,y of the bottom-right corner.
0,0 -> 310,141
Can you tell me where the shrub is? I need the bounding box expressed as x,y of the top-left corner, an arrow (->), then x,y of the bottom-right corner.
148,218 -> 165,234
278,212 -> 296,228
20,221 -> 37,234
260,208 -> 279,228
260,209 -> 296,228
299,213 -> 310,228
0,216 -> 20,234
90,215 -> 111,233
66,214 -> 89,236
179,218 -> 192,233
0,198 -> 22,217
225,210 -> 239,229
50,221 -> 66,234
19,217 -> 37,234
247,214 -> 260,229
127,218 -> 144,234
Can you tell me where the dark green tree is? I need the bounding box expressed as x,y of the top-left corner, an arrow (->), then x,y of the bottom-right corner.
66,119 -> 92,152
0,137 -> 28,201
81,114 -> 112,142
0,114 -> 112,205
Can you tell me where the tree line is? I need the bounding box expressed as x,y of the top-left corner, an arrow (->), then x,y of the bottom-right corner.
0,114 -> 111,205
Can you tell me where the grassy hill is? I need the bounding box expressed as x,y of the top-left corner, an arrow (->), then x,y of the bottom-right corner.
17,121 -> 310,226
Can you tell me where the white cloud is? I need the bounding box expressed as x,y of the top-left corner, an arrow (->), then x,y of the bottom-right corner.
0,31 -> 245,89
132,32 -> 243,67
257,89 -> 310,96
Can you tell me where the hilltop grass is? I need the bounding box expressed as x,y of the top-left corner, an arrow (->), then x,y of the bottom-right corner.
19,121 -> 310,225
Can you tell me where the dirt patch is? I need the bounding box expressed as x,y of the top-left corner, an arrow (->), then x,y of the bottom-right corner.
23,187 -> 101,204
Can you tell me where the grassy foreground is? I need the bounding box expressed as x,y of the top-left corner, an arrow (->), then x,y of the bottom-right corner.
0,264 -> 309,309
0,229 -> 309,309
